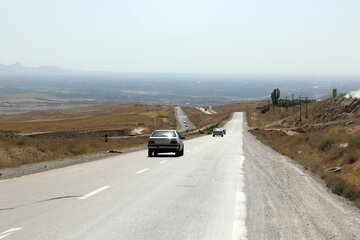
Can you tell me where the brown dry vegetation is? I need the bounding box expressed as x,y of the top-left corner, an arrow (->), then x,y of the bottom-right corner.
0,102 -> 176,169
182,107 -> 231,130
247,97 -> 360,207
0,102 -> 176,133
0,133 -> 148,169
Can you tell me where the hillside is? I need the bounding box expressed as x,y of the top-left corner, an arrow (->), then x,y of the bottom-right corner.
247,96 -> 360,207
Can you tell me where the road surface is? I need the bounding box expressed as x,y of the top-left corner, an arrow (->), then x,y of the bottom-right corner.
0,113 -> 359,240
175,106 -> 195,132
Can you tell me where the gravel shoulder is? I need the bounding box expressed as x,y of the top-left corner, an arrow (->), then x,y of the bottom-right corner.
243,118 -> 360,239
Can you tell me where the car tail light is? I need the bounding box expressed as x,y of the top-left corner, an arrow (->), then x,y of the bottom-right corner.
148,140 -> 155,144
170,139 -> 177,144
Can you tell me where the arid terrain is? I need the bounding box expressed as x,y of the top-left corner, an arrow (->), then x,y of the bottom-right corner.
1,96 -> 359,208
181,107 -> 230,131
0,102 -> 176,169
246,96 -> 360,207
0,92 -> 94,114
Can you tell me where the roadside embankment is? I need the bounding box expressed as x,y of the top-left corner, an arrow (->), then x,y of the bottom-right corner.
246,97 -> 360,207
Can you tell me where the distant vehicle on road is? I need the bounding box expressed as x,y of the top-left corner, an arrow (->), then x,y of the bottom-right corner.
220,128 -> 226,134
212,128 -> 224,137
183,120 -> 187,123
130,132 -> 136,136
148,130 -> 185,157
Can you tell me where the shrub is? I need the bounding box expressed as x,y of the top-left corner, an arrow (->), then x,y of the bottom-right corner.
327,177 -> 360,201
345,150 -> 359,164
204,124 -> 219,135
327,177 -> 347,195
318,138 -> 336,151
260,106 -> 270,114
343,185 -> 360,201
349,135 -> 360,149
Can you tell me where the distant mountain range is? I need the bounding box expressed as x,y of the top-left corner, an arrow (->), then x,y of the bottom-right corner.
0,62 -> 68,74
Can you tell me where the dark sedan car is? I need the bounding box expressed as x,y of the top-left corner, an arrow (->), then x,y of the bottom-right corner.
148,130 -> 184,157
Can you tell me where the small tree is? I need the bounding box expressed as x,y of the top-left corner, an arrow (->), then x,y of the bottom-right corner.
271,88 -> 280,106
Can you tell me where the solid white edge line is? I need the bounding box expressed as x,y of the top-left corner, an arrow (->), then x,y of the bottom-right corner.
159,160 -> 168,164
0,233 -> 11,239
135,168 -> 149,174
1,228 -> 22,235
232,113 -> 247,240
0,228 -> 22,239
78,186 -> 110,200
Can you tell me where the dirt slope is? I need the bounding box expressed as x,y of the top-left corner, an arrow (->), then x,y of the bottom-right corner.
247,96 -> 360,207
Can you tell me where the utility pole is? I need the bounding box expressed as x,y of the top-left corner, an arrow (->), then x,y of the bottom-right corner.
299,96 -> 302,124
305,97 -> 309,119
292,94 -> 295,113
286,96 -> 288,111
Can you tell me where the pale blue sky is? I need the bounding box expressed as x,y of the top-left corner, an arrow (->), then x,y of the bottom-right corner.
0,0 -> 359,75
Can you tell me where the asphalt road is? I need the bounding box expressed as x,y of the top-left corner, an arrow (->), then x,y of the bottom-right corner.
1,113 -> 359,240
175,106 -> 194,132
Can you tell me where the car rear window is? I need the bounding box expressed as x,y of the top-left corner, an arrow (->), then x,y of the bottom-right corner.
151,130 -> 176,137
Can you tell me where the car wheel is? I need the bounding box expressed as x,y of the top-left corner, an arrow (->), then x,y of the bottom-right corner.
148,149 -> 152,157
175,150 -> 180,157
213,135 -> 215,137
154,151 -> 158,157
180,148 -> 184,156
221,135 -> 223,137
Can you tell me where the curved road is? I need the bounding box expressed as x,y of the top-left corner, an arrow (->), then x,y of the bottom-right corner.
0,113 -> 359,239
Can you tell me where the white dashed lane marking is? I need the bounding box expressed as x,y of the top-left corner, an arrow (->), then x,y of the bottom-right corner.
135,168 -> 149,174
78,186 -> 110,200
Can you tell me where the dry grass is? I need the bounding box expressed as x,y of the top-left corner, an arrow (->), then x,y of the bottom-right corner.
0,134 -> 148,169
181,107 -> 230,129
0,102 -> 176,134
250,124 -> 360,207
240,96 -> 360,206
0,102 -> 176,169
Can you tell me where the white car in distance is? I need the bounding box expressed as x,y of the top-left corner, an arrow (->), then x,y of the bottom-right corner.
212,128 -> 224,137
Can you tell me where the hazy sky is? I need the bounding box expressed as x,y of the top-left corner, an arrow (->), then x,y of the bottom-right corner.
1,0 -> 359,75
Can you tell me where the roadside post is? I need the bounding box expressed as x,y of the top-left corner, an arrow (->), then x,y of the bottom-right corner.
305,97 -> 309,119
299,96 -> 302,124
105,134 -> 108,152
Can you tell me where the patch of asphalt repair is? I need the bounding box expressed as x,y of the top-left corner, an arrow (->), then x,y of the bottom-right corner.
0,145 -> 147,181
